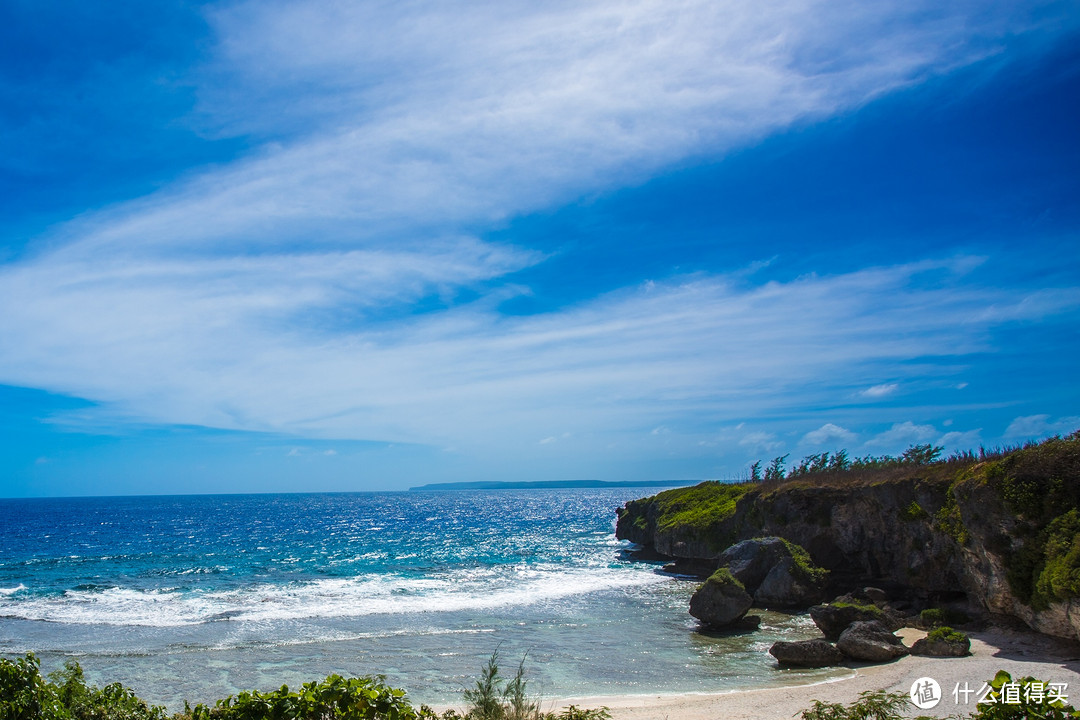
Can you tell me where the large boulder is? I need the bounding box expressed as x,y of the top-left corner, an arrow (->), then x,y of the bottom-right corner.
689,568 -> 753,627
910,627 -> 971,657
769,639 -> 844,668
836,620 -> 909,662
810,601 -> 891,641
719,538 -> 788,589
755,556 -> 826,607
718,537 -> 827,608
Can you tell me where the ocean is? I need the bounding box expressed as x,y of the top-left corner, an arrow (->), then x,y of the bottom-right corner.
0,489 -> 843,710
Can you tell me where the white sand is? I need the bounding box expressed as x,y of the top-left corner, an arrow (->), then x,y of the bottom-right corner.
541,628 -> 1080,719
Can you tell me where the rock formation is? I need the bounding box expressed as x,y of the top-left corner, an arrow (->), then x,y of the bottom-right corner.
688,568 -> 753,628
769,639 -> 844,667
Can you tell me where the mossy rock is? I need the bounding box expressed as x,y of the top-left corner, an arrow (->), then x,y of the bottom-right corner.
689,568 -> 753,628
810,600 -> 889,641
911,626 -> 971,657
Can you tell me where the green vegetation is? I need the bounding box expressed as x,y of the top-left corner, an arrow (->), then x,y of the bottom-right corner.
621,432 -> 1080,614
935,485 -> 970,545
651,482 -> 753,533
0,653 -> 611,720
919,607 -> 945,627
778,538 -> 828,585
973,670 -> 1077,720
798,690 -> 919,720
768,444 -> 944,486
0,654 -> 167,720
919,607 -> 969,628
704,566 -> 744,590
972,431 -> 1080,609
828,600 -> 884,619
623,481 -> 755,551
926,626 -> 967,643
899,500 -> 928,522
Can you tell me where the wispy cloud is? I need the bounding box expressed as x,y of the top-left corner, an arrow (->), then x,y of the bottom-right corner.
1,0 -> 1076,469
2,256 -> 1073,452
802,423 -> 857,446
865,421 -> 938,449
1004,414 -> 1080,440
860,383 -> 899,399
739,431 -> 784,454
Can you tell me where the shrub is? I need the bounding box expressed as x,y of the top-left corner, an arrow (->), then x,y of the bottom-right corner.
926,626 -> 967,644
797,690 -> 916,720
900,501 -> 928,522
920,607 -> 969,627
778,539 -> 829,585
184,674 -> 424,720
704,567 -> 744,590
970,670 -> 1077,719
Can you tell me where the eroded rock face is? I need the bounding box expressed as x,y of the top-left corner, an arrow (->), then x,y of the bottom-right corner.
615,436 -> 1080,641
689,570 -> 752,627
836,621 -> 909,662
769,639 -> 844,668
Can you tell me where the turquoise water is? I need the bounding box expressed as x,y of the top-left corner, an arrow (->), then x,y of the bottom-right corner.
0,490 -> 841,709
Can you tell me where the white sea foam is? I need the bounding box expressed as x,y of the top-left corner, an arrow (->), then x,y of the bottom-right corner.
0,564 -> 664,627
0,584 -> 27,596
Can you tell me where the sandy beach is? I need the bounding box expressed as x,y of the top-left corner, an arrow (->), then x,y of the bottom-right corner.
544,628 -> 1080,719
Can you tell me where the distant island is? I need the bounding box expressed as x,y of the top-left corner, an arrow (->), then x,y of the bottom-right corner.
408,479 -> 691,491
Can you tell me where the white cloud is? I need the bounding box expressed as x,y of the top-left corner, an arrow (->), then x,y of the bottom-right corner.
739,431 -> 784,454
860,383 -> 898,398
801,423 -> 857,446
866,421 -> 937,448
938,429 -> 982,452
539,437 -> 557,445
0,257 -> 1076,452
0,1 -> 1076,463
40,0 -> 1067,258
1004,414 -> 1080,440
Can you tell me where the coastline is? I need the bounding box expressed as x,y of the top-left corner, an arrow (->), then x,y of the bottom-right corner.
528,628 -> 1080,719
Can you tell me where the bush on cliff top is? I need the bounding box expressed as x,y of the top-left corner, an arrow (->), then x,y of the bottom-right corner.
633,481 -> 755,552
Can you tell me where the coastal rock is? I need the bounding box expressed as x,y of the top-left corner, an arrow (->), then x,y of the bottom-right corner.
769,639 -> 844,668
718,537 -> 827,607
615,435 -> 1080,641
689,569 -> 753,628
810,602 -> 889,641
836,621 -> 909,662
755,556 -> 826,607
732,614 -> 762,631
910,628 -> 971,657
719,538 -> 787,590
860,587 -> 888,605
909,636 -> 970,657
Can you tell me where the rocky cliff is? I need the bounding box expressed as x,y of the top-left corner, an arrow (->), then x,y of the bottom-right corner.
616,432 -> 1080,640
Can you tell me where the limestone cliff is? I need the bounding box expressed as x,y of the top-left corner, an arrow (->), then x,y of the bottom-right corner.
616,432 -> 1080,640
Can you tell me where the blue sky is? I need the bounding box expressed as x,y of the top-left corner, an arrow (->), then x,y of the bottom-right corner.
1,0 -> 1078,497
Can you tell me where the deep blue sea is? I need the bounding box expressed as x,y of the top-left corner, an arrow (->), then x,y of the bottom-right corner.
0,490 -> 842,709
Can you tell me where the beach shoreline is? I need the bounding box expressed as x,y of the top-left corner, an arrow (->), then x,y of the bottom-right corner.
438,627 -> 1080,720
